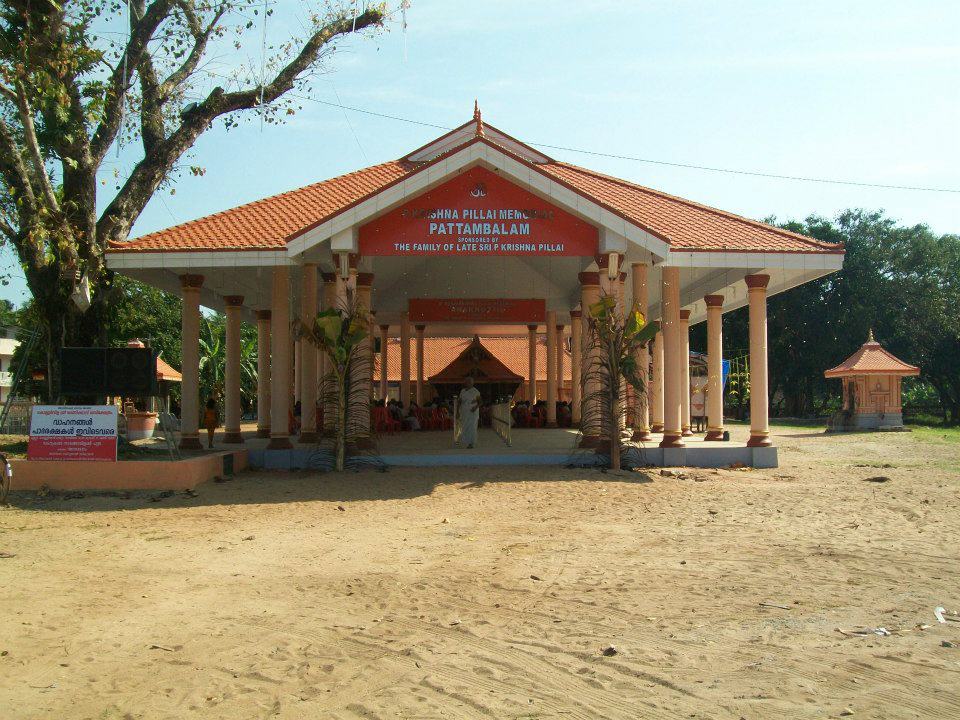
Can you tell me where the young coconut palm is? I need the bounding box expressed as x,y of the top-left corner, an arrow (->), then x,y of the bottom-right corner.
294,289 -> 372,471
583,293 -> 660,471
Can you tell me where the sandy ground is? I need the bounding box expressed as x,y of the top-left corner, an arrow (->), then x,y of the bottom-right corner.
1,425 -> 959,720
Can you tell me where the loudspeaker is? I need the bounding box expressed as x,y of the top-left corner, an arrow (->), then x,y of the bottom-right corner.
60,347 -> 159,396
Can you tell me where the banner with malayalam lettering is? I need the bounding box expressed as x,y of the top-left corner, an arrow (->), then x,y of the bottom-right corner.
359,166 -> 598,257
409,298 -> 545,323
28,405 -> 118,462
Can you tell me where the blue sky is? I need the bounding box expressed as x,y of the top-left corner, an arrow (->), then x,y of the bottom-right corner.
2,0 -> 958,306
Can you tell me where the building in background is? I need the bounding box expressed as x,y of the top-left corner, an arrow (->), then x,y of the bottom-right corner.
0,327 -> 20,404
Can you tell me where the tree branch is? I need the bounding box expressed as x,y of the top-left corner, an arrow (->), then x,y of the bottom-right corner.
90,0 -> 176,163
13,80 -> 60,213
97,5 -> 386,244
160,5 -> 227,99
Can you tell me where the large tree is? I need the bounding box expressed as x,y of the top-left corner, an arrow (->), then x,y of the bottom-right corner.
0,0 -> 386,389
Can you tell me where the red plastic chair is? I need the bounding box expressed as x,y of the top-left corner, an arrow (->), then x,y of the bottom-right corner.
433,407 -> 453,431
373,406 -> 401,434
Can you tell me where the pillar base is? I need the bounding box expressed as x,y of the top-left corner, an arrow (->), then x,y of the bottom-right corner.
545,421 -> 558,428
256,427 -> 271,438
222,431 -> 244,444
578,434 -> 603,448
747,433 -> 773,448
178,435 -> 203,451
681,426 -> 694,437
659,433 -> 685,449
632,429 -> 654,442
651,423 -> 664,433
298,431 -> 320,444
267,435 -> 293,450
704,429 -> 724,441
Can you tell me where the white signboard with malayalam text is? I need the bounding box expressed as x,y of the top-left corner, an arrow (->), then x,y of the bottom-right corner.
28,405 -> 119,462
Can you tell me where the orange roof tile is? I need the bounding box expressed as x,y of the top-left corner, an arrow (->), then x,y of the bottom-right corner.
156,355 -> 182,382
107,126 -> 842,256
109,160 -> 414,252
376,336 -> 573,383
824,335 -> 919,377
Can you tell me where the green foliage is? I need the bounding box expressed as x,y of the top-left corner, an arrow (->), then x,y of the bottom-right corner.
585,295 -> 659,470
693,210 -> 960,424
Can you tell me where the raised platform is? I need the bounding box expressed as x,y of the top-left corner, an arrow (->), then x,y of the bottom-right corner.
9,449 -> 248,492
244,426 -> 777,469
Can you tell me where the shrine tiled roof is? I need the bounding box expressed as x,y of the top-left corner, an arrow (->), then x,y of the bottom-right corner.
824,336 -> 920,377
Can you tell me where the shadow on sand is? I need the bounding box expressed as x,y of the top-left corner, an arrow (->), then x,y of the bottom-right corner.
4,463 -> 655,514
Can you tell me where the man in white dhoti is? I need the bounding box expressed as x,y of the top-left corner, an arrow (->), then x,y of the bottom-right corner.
457,377 -> 482,448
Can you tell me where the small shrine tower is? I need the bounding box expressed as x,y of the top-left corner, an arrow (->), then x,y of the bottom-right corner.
824,331 -> 919,430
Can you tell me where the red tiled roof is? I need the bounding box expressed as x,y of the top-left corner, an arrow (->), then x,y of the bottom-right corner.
540,162 -> 842,254
824,337 -> 919,378
156,356 -> 182,382
107,128 -> 842,256
376,336 -> 572,383
108,161 -> 414,252
428,335 -> 523,383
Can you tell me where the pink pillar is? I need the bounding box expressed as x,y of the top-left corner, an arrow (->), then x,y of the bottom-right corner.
415,324 -> 425,405
400,312 -> 411,408
555,323 -> 565,402
704,295 -> 725,441
299,264 -> 319,443
255,310 -> 271,438
659,266 -> 684,448
570,310 -> 582,425
746,274 -> 772,447
527,324 -> 538,403
680,309 -> 692,437
379,324 -> 390,401
268,266 -> 293,450
578,272 -> 601,446
650,329 -> 665,432
178,274 -> 204,450
631,262 -> 652,441
222,295 -> 244,444
545,310 -> 557,427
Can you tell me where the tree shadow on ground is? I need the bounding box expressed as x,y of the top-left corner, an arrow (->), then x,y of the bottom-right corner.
4,464 -> 658,514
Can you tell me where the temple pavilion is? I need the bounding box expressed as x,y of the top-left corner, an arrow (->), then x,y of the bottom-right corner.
106,107 -> 845,467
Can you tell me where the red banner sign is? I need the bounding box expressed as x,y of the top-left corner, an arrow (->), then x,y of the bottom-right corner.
359,166 -> 598,257
28,405 -> 118,462
409,298 -> 545,323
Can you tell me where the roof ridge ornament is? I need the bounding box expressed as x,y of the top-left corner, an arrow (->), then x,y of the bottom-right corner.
867,328 -> 875,343
473,99 -> 484,137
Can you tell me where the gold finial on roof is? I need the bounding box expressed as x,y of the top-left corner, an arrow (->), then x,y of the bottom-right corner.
473,99 -> 484,137
867,328 -> 875,342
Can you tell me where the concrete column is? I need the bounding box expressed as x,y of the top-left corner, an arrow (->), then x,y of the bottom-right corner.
578,272 -> 601,445
178,274 -> 204,450
379,324 -> 390,400
545,310 -> 557,427
570,310 -> 582,425
268,266 -> 293,450
293,340 -> 302,403
320,272 -> 337,431
415,324 -> 425,405
527,324 -> 538,403
631,262 -> 652,441
299,264 -> 319,443
354,272 -> 374,442
650,328 -> 664,432
255,310 -> 271,438
680,309 -> 692,436
659,266 -> 684,448
400,312 -> 411,408
704,295 -> 725,441
746,274 -> 772,447
223,295 -> 244,444
555,323 -> 565,402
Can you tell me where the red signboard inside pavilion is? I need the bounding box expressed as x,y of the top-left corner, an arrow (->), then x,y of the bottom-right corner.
409,298 -> 545,324
358,166 -> 598,257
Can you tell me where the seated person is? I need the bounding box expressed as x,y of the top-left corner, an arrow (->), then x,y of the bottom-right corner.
404,405 -> 421,431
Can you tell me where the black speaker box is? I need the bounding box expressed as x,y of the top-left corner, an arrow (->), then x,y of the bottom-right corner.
60,347 -> 159,396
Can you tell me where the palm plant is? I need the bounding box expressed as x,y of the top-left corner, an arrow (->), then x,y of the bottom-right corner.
583,294 -> 660,470
294,288 -> 372,471
198,315 -> 225,404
